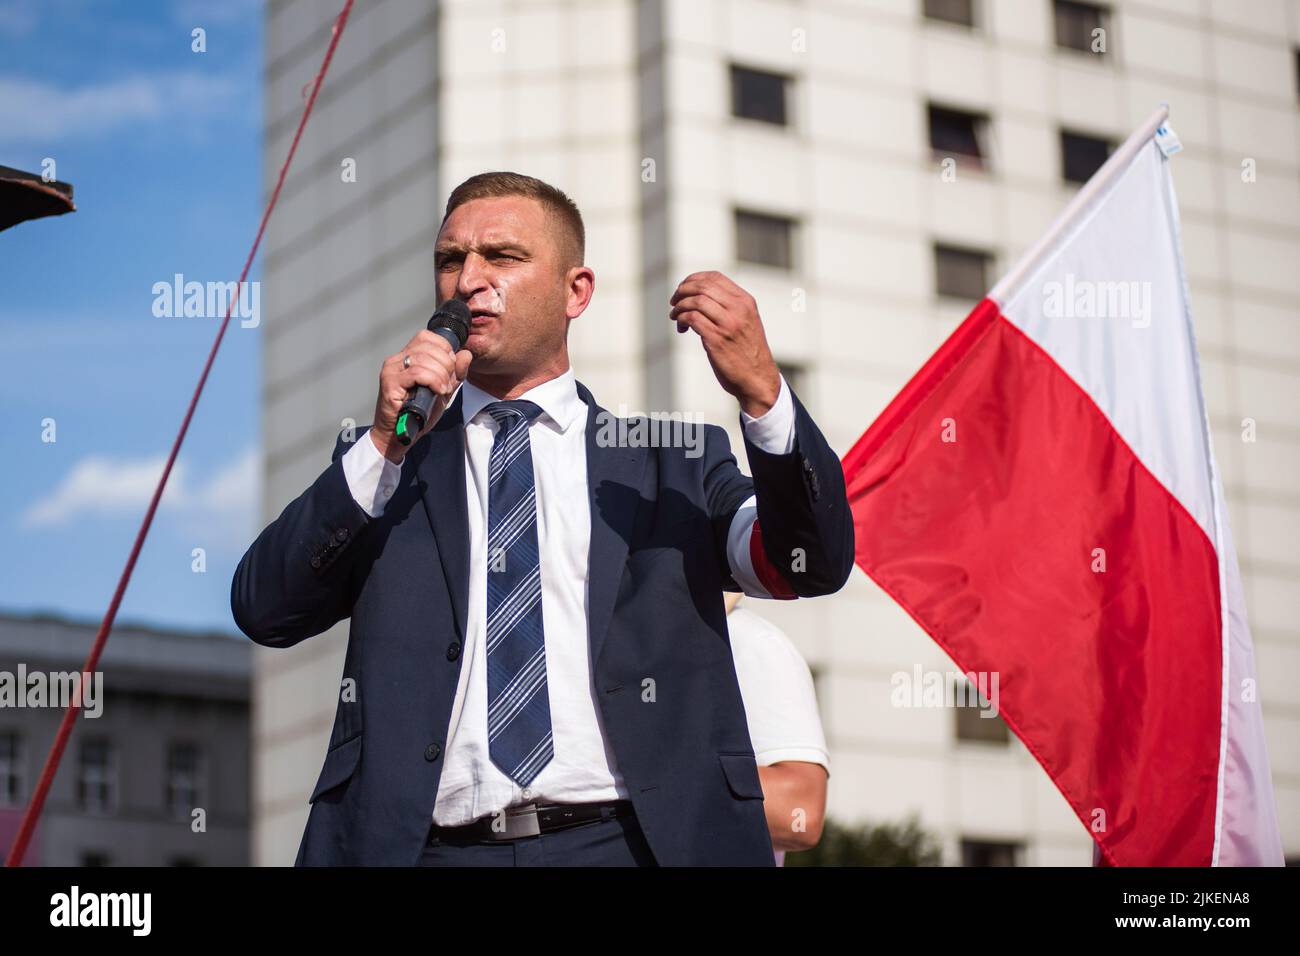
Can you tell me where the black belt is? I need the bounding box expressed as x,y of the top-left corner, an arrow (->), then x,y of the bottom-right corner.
428,800 -> 635,844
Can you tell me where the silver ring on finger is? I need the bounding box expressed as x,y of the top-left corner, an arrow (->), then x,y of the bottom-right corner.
402,353 -> 411,370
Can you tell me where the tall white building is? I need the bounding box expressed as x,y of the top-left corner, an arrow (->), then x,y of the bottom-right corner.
255,0 -> 1300,865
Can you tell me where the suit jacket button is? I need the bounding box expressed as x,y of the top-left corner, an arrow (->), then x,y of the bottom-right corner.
446,642 -> 461,661
334,529 -> 349,543
310,555 -> 322,569
425,743 -> 441,762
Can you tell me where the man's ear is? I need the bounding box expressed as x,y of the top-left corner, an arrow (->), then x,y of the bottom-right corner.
565,264 -> 596,319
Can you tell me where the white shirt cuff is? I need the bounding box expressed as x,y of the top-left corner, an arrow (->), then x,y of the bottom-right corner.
341,430 -> 403,518
740,375 -> 795,455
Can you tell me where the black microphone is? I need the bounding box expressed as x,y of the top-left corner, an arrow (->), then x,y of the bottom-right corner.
394,299 -> 471,446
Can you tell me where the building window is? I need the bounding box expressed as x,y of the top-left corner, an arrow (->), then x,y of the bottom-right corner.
928,104 -> 990,168
1053,0 -> 1109,55
166,742 -> 203,818
730,64 -> 790,126
1060,129 -> 1113,185
78,739 -> 116,814
735,209 -> 796,270
923,0 -> 976,28
934,243 -> 992,300
953,677 -> 1010,744
0,732 -> 21,806
961,838 -> 1022,866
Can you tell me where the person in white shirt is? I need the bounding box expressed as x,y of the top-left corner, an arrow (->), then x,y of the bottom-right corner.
725,592 -> 830,865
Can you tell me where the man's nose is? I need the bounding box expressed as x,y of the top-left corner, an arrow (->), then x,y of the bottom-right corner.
456,252 -> 491,301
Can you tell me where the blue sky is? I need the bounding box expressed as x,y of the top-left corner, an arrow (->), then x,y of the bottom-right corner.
0,0 -> 265,635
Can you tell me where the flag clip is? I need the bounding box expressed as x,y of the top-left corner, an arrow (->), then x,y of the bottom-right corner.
1154,123 -> 1183,158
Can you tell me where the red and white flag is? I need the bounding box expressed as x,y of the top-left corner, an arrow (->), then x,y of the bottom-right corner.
843,107 -> 1283,866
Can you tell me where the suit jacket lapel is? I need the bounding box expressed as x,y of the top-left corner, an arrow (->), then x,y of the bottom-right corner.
577,380 -> 647,668
415,390 -> 470,641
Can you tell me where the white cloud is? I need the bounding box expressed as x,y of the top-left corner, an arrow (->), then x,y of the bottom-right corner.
199,445 -> 259,512
22,446 -> 260,529
0,70 -> 242,146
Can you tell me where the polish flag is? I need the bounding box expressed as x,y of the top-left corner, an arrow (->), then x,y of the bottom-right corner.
843,107 -> 1283,866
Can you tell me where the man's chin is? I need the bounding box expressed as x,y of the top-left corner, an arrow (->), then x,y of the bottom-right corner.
464,336 -> 498,365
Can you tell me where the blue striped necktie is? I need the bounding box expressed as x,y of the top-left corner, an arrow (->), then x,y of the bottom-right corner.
483,400 -> 553,787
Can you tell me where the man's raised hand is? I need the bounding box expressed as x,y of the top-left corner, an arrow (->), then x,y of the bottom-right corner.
669,271 -> 781,418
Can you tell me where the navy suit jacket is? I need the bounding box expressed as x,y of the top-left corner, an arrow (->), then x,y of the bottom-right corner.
231,379 -> 853,865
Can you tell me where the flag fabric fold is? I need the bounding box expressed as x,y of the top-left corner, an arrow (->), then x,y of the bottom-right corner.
843,107 -> 1283,866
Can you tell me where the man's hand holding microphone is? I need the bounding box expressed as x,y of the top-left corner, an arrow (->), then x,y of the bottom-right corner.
368,300 -> 473,464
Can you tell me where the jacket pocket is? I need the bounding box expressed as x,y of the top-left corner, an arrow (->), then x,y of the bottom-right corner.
718,751 -> 765,800
308,733 -> 362,804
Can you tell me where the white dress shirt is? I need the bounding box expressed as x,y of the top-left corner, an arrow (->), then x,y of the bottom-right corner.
341,367 -> 796,825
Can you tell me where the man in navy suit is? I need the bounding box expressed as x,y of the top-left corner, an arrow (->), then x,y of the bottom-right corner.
231,171 -> 854,866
